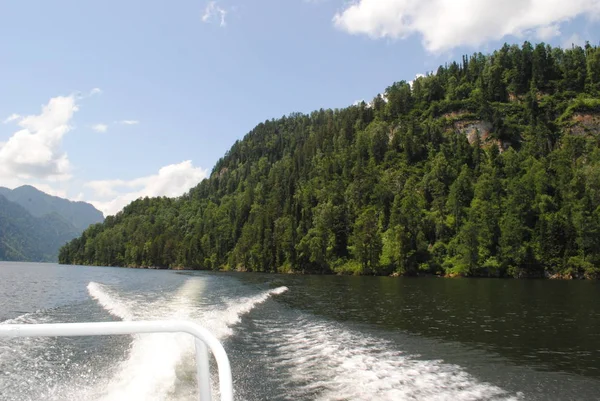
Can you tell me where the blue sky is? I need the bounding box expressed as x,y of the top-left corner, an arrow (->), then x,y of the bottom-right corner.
0,0 -> 597,215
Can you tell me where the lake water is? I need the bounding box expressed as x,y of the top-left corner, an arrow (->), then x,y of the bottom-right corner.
1,262 -> 599,401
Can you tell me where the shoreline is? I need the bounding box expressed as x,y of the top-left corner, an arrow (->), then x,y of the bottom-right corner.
58,263 -> 595,280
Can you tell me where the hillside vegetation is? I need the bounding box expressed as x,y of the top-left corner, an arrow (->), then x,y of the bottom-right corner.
60,42 -> 600,278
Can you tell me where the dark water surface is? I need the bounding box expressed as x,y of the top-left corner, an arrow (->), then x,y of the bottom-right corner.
1,262 -> 599,401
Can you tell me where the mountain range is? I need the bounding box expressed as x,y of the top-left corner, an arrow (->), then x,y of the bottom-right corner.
0,186 -> 104,262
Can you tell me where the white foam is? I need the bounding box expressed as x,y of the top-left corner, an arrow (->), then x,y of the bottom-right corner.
0,311 -> 63,401
86,280 -> 201,401
201,286 -> 289,339
257,317 -> 523,401
87,282 -> 135,321
4,278 -> 515,401
86,280 -> 288,401
270,286 -> 289,295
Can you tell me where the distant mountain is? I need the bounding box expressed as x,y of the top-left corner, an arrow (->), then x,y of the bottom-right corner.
0,186 -> 104,262
0,185 -> 104,230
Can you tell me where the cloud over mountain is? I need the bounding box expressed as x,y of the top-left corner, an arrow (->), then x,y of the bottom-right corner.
334,0 -> 600,52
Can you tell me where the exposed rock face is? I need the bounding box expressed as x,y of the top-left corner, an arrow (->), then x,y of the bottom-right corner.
217,167 -> 229,178
442,111 -> 511,151
568,113 -> 600,136
454,120 -> 493,144
548,272 -> 586,280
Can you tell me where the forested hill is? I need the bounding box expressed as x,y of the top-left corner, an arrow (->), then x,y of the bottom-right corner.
60,42 -> 600,279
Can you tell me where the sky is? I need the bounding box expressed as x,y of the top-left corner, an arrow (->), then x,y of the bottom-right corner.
0,0 -> 598,216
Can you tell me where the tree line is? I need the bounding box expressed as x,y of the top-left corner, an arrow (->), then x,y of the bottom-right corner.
60,41 -> 600,278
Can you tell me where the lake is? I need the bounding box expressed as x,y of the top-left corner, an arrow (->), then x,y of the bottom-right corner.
1,262 -> 599,400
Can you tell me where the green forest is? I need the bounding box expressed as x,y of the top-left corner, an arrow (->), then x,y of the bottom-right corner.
60,41 -> 600,279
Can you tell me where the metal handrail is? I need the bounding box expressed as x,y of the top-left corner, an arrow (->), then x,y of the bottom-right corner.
0,320 -> 233,401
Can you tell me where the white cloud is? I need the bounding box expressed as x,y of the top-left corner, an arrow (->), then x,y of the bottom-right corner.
3,113 -> 21,124
118,120 -> 139,125
202,1 -> 227,27
409,73 -> 426,88
91,123 -> 108,133
86,160 -> 208,216
563,32 -> 585,48
0,95 -> 77,182
536,24 -> 561,40
0,179 -> 70,199
31,183 -> 68,198
90,88 -> 103,96
333,0 -> 600,52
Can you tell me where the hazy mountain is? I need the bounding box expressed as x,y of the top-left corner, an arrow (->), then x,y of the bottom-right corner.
0,186 -> 104,262
0,185 -> 104,230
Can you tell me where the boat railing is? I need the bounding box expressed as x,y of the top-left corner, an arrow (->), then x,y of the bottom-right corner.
0,320 -> 233,401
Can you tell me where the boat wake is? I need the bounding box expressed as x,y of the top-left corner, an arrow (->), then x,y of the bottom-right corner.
87,282 -> 137,321
87,280 -> 288,401
1,277 -> 522,401
0,278 -> 288,401
248,316 -> 524,401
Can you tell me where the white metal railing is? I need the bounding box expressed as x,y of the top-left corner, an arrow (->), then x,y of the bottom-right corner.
0,320 -> 233,401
